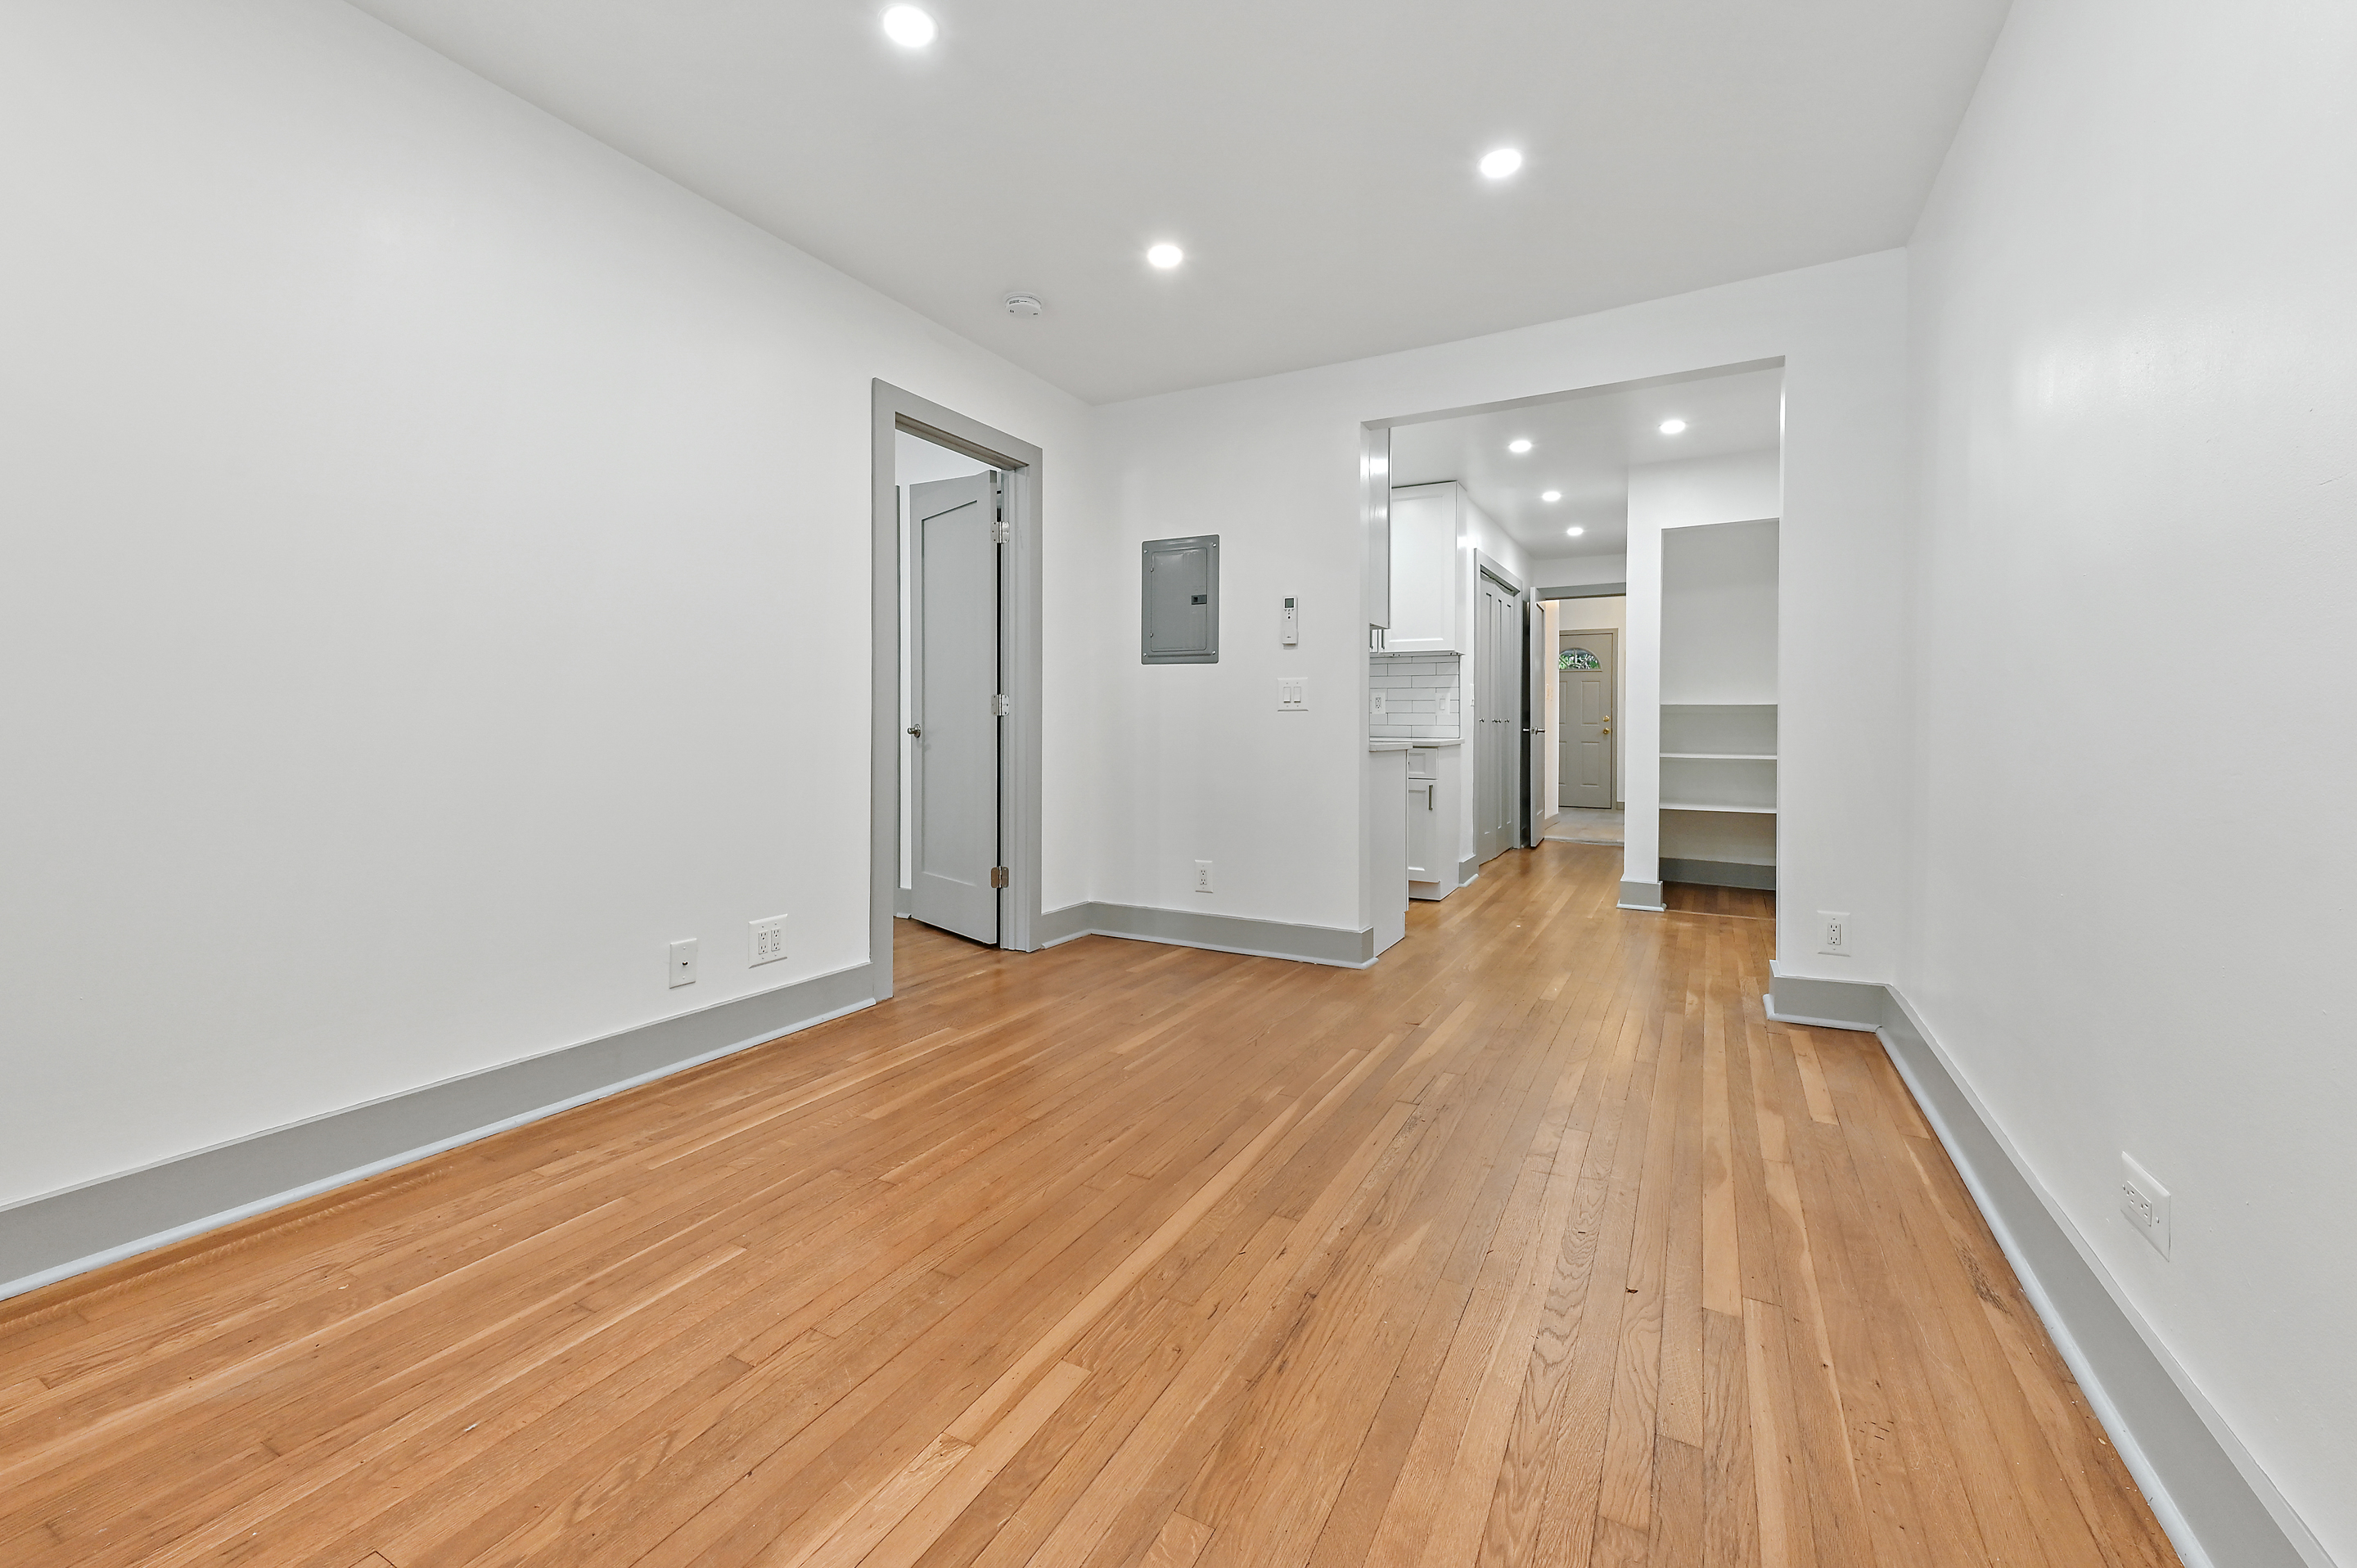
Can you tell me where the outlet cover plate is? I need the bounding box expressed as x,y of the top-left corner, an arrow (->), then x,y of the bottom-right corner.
749,915 -> 787,966
1816,910 -> 1851,957
669,938 -> 699,988
1194,859 -> 1214,894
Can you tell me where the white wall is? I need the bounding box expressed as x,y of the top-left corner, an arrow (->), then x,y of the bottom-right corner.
1527,553 -> 1629,588
1907,0 -> 2357,1555
1093,255 -> 1911,953
1661,518 -> 1778,704
0,0 -> 1101,1210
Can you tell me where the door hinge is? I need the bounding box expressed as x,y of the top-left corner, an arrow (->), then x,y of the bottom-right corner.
989,866 -> 1010,889
991,693 -> 1012,717
991,516 -> 1011,544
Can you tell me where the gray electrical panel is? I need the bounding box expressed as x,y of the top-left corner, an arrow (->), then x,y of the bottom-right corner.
1141,534 -> 1219,664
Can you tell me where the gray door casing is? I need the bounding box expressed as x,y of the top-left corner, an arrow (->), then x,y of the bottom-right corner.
908,471 -> 1001,944
1559,629 -> 1617,810
872,381 -> 1044,999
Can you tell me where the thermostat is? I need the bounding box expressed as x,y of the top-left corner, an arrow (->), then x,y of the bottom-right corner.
1281,596 -> 1299,646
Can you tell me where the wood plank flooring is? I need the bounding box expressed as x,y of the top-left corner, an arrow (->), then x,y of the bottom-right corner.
0,842 -> 2179,1568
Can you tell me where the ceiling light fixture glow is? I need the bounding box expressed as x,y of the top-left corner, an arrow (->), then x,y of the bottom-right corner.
1478,147 -> 1523,180
881,5 -> 936,46
1541,490 -> 1562,502
1658,417 -> 1688,435
1507,438 -> 1532,454
1566,526 -> 1584,537
1146,242 -> 1184,269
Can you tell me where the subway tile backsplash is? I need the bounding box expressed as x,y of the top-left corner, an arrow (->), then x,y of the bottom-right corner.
1370,651 -> 1461,740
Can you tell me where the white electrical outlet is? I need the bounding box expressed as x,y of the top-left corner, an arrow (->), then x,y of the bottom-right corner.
1194,859 -> 1215,894
2120,1152 -> 2171,1257
749,915 -> 786,966
1817,910 -> 1851,956
1369,689 -> 1388,719
668,937 -> 699,988
1278,677 -> 1309,710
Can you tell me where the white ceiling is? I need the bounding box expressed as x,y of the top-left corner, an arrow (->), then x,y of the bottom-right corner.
345,0 -> 2009,404
1388,366 -> 1783,560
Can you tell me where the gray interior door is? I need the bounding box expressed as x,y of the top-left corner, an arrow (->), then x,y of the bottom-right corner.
1558,629 -> 1616,810
1475,571 -> 1517,863
908,472 -> 1000,944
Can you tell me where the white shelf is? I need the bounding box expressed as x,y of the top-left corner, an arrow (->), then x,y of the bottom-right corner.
1661,802 -> 1778,815
1661,752 -> 1776,760
1661,701 -> 1777,707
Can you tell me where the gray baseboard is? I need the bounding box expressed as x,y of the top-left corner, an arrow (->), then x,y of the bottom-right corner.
1617,879 -> 1665,911
1458,855 -> 1481,885
0,963 -> 877,1304
1661,856 -> 1776,890
1035,901 -> 1374,968
1763,962 -> 1883,1030
1768,975 -> 2329,1568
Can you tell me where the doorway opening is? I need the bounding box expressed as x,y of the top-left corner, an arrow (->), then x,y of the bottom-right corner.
1363,358 -> 1782,932
871,383 -> 1043,1000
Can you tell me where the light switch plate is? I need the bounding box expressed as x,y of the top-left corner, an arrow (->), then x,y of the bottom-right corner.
2120,1152 -> 2171,1257
1278,677 -> 1308,710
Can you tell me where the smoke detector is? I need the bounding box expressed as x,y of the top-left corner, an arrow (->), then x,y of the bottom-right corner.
1003,293 -> 1043,318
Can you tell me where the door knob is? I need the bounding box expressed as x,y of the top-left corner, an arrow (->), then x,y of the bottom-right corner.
907,726 -> 923,737
1600,727 -> 1611,735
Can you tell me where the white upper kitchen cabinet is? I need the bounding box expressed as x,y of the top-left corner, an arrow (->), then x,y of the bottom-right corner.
1386,482 -> 1466,653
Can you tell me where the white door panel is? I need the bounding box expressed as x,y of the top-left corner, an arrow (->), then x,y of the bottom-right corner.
909,472 -> 999,944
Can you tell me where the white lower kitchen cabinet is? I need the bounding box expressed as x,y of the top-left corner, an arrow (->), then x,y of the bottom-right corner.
1407,741 -> 1466,899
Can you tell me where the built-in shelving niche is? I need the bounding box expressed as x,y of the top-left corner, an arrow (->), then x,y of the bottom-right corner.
1660,703 -> 1778,883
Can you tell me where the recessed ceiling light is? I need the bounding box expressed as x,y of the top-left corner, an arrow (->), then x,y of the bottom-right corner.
1566,526 -> 1584,537
1541,490 -> 1562,502
1507,439 -> 1532,454
1478,147 -> 1523,180
881,5 -> 935,47
1146,242 -> 1184,269
1658,417 -> 1688,435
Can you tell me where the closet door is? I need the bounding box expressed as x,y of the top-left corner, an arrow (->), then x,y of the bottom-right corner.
1476,570 -> 1517,863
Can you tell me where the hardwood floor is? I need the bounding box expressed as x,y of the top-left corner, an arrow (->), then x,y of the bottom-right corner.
0,841 -> 2179,1568
1661,884 -> 1774,921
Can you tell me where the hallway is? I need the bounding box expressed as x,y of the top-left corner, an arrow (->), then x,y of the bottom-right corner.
0,844 -> 2176,1568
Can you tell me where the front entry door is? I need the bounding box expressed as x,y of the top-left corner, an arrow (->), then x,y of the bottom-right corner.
1558,629 -> 1616,810
908,472 -> 1001,944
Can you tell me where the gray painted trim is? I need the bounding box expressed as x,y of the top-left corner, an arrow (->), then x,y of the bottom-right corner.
1035,902 -> 1375,968
1661,856 -> 1776,890
894,887 -> 912,918
0,964 -> 877,1304
1538,581 -> 1628,601
872,383 -> 1048,987
1754,977 -> 2332,1568
1762,963 -> 1882,1030
1617,879 -> 1665,910
1457,855 -> 1481,885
